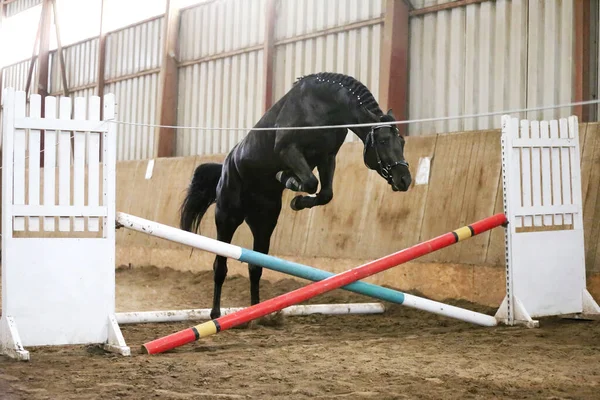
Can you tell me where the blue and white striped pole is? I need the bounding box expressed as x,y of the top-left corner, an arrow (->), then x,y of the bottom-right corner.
116,212 -> 498,327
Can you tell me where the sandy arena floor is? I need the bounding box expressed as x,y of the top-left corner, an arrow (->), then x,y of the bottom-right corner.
1,264 -> 600,399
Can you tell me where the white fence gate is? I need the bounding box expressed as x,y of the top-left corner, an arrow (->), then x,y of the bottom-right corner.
0,88 -> 129,360
496,115 -> 600,327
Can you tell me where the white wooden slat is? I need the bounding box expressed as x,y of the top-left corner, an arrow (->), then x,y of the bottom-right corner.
520,120 -> 533,227
104,93 -> 117,240
13,91 -> 27,232
514,204 -> 579,216
529,120 -> 543,226
73,97 -> 86,232
11,205 -> 107,217
549,120 -> 563,225
14,118 -> 108,132
510,117 -> 523,228
2,88 -> 16,240
27,94 -> 42,231
540,120 -> 553,226
88,96 -> 101,232
58,96 -> 72,232
511,138 -> 577,148
43,96 -> 58,231
559,118 -> 573,225
568,116 -> 584,230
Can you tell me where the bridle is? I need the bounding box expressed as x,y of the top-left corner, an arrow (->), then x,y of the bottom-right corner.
363,124 -> 409,185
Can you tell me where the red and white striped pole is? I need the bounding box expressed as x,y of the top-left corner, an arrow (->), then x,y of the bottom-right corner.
142,213 -> 507,354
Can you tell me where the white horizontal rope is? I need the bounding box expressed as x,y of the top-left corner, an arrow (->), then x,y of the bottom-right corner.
107,98 -> 600,132
1,98 -> 599,174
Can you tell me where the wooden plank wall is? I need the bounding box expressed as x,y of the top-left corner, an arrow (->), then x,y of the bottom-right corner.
4,122 -> 599,279
112,122 -> 600,277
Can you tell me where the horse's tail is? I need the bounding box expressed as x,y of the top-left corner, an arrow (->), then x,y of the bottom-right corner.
179,162 -> 223,233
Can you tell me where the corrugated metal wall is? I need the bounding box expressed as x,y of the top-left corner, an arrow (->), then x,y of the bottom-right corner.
5,0 -> 41,17
104,16 -> 163,160
1,0 -> 593,157
272,0 -> 385,143
176,0 -> 266,156
408,0 -> 574,136
49,38 -> 98,96
1,59 -> 36,93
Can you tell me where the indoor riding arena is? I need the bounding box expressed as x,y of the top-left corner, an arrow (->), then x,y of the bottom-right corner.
1,0 -> 600,399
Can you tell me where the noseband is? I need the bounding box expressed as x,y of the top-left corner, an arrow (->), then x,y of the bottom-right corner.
363,125 -> 409,185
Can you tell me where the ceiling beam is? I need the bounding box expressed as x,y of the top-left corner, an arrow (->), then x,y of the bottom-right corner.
573,0 -> 592,122
155,0 -> 181,158
379,0 -> 410,136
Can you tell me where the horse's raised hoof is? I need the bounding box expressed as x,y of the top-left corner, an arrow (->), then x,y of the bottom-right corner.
275,171 -> 285,183
290,196 -> 303,211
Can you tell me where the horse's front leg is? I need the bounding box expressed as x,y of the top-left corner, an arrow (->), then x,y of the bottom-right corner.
275,144 -> 319,194
290,154 -> 335,211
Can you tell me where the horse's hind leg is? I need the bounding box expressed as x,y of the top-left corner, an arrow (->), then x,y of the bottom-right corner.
211,203 -> 244,319
245,193 -> 283,323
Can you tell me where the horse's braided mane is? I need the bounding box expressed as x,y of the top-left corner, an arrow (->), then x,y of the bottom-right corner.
294,72 -> 383,117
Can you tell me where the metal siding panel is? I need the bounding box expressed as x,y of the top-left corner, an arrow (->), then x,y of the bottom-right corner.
175,48 -> 264,156
104,73 -> 159,161
408,0 -> 570,136
271,18 -> 384,143
48,38 -> 100,95
433,10 -> 449,134
180,0 -> 265,62
476,1 -> 493,130
527,0 -> 573,122
275,0 -> 383,40
2,60 -> 34,93
447,7 -> 466,133
5,0 -> 42,17
408,16 -> 423,137
105,17 -> 163,81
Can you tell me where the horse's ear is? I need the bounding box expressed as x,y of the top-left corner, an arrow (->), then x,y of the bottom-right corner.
387,109 -> 395,119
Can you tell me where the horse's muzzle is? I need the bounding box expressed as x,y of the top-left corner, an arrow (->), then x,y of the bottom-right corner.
391,174 -> 411,192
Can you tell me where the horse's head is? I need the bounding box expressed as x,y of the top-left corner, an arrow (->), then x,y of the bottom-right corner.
363,110 -> 411,192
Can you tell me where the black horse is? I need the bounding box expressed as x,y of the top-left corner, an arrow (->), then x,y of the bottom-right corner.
180,72 -> 412,319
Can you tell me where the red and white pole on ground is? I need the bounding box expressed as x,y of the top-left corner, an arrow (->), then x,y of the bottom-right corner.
142,213 -> 508,355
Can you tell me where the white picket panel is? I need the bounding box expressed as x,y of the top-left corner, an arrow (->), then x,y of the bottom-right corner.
496,114 -> 600,327
0,88 -> 129,361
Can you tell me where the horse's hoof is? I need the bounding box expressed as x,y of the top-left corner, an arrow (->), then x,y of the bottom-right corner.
290,196 -> 303,211
275,171 -> 285,183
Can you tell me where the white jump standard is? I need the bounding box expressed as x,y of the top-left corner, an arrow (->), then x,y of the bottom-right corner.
495,115 -> 600,327
0,89 -> 129,361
